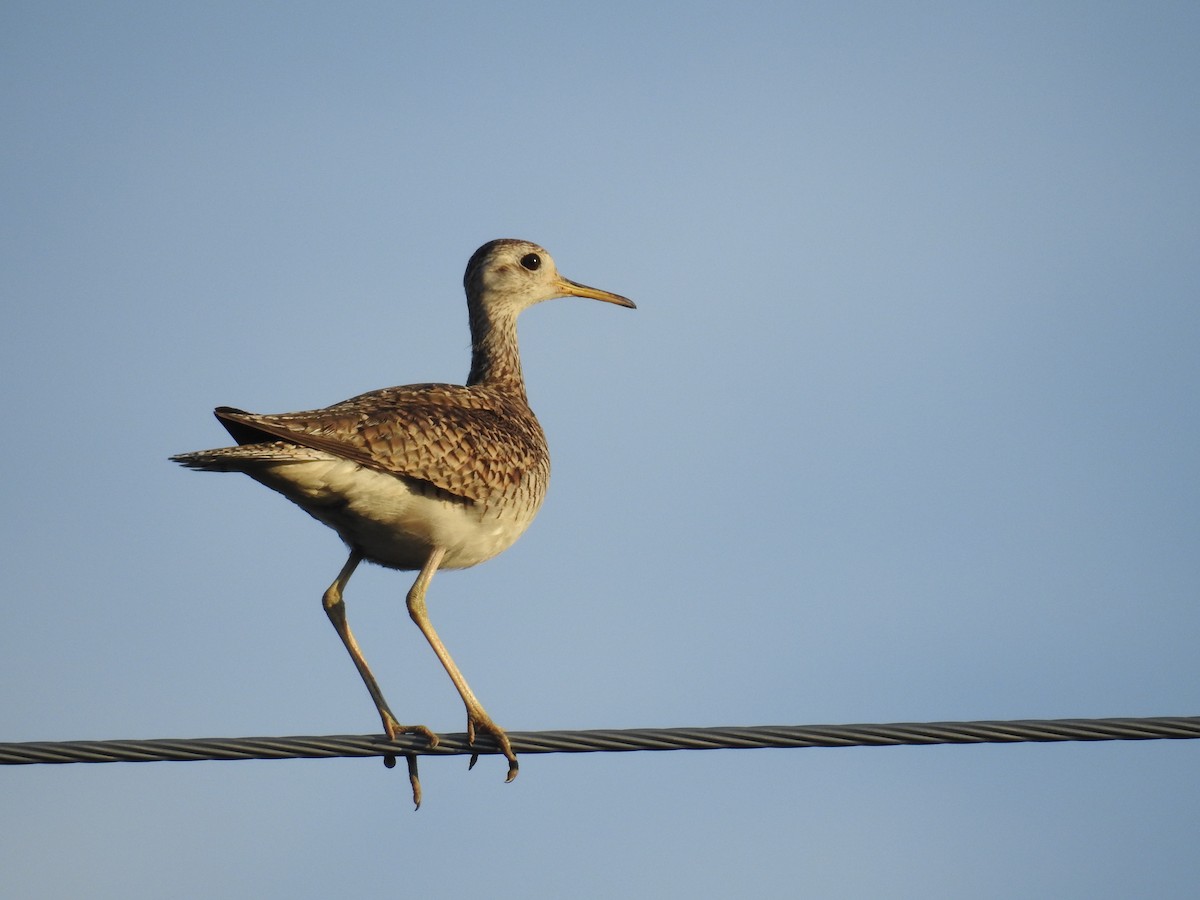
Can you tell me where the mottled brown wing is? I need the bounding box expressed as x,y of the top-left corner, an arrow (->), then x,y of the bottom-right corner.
215,384 -> 547,504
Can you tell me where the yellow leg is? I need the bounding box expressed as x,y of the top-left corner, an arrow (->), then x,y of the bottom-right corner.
407,546 -> 519,782
323,550 -> 437,807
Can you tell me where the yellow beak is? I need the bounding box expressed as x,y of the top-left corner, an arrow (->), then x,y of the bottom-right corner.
555,277 -> 636,309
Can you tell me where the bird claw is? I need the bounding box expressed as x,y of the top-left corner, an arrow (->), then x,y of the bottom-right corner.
466,712 -> 519,783
405,754 -> 422,810
377,712 -> 436,809
382,711 -> 439,748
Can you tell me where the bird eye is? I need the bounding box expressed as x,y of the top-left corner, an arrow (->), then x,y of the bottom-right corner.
520,253 -> 541,271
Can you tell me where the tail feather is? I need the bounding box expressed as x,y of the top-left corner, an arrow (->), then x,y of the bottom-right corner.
170,441 -> 332,472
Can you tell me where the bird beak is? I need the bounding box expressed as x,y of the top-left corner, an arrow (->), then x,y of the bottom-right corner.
555,277 -> 637,309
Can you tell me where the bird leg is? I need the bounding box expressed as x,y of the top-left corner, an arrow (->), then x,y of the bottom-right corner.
407,546 -> 519,782
323,550 -> 438,807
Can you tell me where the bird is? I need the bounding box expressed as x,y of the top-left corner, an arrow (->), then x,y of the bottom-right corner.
171,238 -> 634,805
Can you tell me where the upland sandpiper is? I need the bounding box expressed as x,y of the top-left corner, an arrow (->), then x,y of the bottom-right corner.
172,239 -> 634,805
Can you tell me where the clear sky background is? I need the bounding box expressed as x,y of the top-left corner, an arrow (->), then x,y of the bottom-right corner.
3,3 -> 1199,898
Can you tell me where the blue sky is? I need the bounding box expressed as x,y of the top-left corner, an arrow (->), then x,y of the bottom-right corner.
3,2 -> 1199,897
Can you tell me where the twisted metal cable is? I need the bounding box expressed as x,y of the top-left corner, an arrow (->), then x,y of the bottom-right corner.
3,715 -> 1198,766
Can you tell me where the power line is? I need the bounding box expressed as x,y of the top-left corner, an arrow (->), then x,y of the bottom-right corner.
3,715 -> 1198,766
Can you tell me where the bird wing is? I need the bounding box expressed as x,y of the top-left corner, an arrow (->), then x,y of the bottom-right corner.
214,384 -> 547,504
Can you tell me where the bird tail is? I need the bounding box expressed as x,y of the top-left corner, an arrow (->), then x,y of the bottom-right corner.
170,442 -> 330,472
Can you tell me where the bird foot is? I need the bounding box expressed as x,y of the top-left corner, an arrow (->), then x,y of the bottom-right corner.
466,712 -> 519,783
378,712 -> 438,810
380,753 -> 422,809
403,754 -> 422,810
382,711 -> 439,748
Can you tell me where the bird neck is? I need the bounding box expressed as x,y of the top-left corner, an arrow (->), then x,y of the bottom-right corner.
466,303 -> 528,398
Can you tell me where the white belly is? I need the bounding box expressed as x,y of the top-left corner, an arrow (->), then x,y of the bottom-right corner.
246,455 -> 539,570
